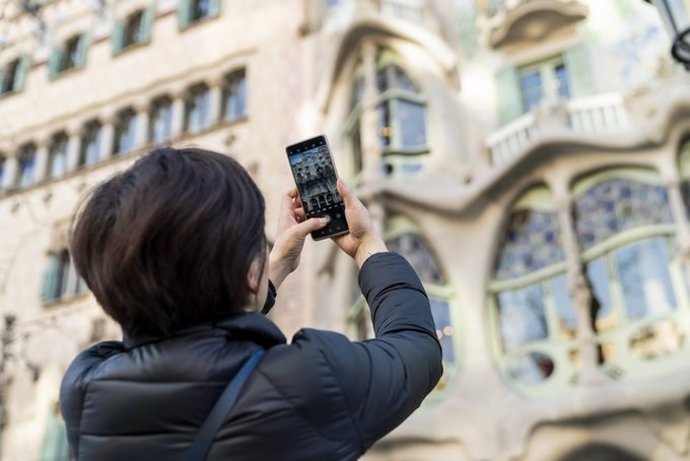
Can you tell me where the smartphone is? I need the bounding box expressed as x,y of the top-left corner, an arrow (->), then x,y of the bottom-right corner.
286,135 -> 349,240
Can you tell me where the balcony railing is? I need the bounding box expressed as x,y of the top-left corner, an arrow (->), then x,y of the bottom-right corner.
486,93 -> 630,167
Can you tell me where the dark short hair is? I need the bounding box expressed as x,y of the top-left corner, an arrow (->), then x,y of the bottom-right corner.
70,147 -> 266,336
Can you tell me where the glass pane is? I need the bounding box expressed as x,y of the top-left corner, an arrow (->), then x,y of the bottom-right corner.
554,63 -> 571,99
630,318 -> 685,360
224,73 -> 246,120
519,70 -> 542,110
430,297 -> 455,364
495,209 -> 565,280
586,256 -> 615,332
187,87 -> 210,133
350,74 -> 365,110
614,238 -> 677,320
551,272 -> 577,338
18,149 -> 36,187
575,178 -> 673,250
49,138 -> 68,179
83,125 -> 101,166
397,99 -> 427,149
151,100 -> 172,143
377,102 -> 391,147
506,352 -> 555,384
0,156 -> 5,188
192,0 -> 211,20
497,283 -> 548,352
386,233 -> 446,284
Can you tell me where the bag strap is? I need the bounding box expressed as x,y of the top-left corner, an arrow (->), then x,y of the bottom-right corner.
185,349 -> 266,461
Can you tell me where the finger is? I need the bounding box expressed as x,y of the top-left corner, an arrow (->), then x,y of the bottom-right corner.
280,190 -> 295,215
293,207 -> 306,222
287,187 -> 299,199
336,179 -> 354,207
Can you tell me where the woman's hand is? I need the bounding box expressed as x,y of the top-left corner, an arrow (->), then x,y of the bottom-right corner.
269,189 -> 329,289
332,180 -> 387,268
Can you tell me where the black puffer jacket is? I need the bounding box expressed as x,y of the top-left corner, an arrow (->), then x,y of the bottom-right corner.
60,253 -> 443,461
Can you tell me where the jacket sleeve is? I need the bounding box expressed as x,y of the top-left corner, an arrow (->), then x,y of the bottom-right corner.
293,252 -> 443,450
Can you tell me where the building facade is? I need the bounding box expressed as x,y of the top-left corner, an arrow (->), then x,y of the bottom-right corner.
1,0 -> 690,460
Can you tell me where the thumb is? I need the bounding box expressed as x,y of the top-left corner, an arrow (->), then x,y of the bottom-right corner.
292,216 -> 330,237
336,179 -> 355,207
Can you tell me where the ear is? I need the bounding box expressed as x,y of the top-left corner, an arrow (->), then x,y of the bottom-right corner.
246,255 -> 262,295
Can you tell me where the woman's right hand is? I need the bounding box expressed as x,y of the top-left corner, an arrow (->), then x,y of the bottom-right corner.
332,179 -> 388,268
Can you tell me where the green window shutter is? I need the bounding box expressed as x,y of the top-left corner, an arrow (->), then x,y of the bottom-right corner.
40,254 -> 60,304
140,7 -> 154,43
209,0 -> 221,17
112,19 -> 125,54
76,34 -> 89,68
564,43 -> 594,98
48,48 -> 61,78
13,56 -> 30,91
0,69 -> 5,93
495,64 -> 523,125
177,0 -> 192,29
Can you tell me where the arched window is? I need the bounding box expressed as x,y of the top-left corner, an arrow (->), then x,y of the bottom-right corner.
222,69 -> 247,122
573,170 -> 686,372
113,107 -> 138,155
348,215 -> 456,391
678,139 -> 690,217
0,152 -> 6,192
489,185 -> 575,391
344,48 -> 428,178
79,120 -> 102,167
48,132 -> 69,179
184,83 -> 211,134
149,95 -> 173,144
16,143 -> 37,188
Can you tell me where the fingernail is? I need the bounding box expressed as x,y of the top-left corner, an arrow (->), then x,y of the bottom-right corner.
322,216 -> 331,223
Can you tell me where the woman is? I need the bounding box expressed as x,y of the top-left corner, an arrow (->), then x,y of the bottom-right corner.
60,147 -> 443,460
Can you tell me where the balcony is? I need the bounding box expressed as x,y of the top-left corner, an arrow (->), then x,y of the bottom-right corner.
486,92 -> 630,167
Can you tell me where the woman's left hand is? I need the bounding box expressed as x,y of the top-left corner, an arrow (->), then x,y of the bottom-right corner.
269,189 -> 329,289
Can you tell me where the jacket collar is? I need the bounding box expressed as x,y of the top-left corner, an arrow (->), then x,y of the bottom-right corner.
122,312 -> 287,350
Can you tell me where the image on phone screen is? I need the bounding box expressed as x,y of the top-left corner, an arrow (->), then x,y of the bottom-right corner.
286,135 -> 349,240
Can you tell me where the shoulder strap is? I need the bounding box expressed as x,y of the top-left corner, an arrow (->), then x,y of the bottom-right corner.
185,349 -> 266,461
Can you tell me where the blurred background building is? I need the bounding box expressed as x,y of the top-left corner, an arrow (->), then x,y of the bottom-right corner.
1,0 -> 690,460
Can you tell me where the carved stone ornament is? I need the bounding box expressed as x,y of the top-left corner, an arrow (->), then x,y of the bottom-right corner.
487,0 -> 589,49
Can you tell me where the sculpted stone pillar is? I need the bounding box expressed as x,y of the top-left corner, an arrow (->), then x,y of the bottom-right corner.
134,102 -> 150,149
2,156 -> 18,191
65,126 -> 82,173
170,90 -> 186,139
360,41 -> 382,184
207,76 -> 224,127
33,139 -> 49,183
554,190 -> 608,385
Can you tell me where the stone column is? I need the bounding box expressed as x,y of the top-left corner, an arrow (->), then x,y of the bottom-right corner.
554,188 -> 608,385
134,102 -> 150,148
360,41 -> 382,184
170,91 -> 186,139
33,139 -> 49,183
2,156 -> 18,190
65,126 -> 82,172
666,178 -> 690,251
207,76 -> 224,128
99,113 -> 116,162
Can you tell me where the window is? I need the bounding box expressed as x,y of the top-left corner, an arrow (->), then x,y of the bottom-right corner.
0,57 -> 29,95
0,154 -> 6,191
79,121 -> 102,167
48,133 -> 69,179
149,95 -> 173,144
49,33 -> 88,77
112,8 -> 153,54
494,44 -> 593,125
113,108 -> 138,155
517,57 -> 570,111
178,0 -> 221,29
490,186 -> 572,389
16,143 -> 36,188
223,70 -> 247,121
573,171 -> 684,367
345,49 -> 428,177
41,249 -> 87,304
184,83 -> 211,133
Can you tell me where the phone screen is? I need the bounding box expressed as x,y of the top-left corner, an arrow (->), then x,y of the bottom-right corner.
286,135 -> 349,240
